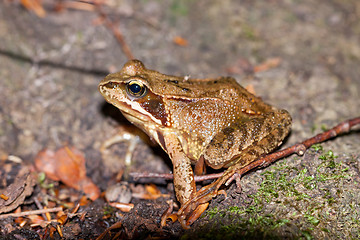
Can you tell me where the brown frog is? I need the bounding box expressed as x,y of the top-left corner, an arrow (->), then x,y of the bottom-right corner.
99,60 -> 292,228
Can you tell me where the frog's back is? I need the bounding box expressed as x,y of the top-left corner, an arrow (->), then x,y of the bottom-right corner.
162,75 -> 288,161
148,72 -> 268,108
147,74 -> 248,100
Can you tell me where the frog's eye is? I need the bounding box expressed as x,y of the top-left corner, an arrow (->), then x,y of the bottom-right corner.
126,80 -> 147,98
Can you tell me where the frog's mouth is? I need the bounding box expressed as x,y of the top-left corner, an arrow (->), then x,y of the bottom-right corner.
99,84 -> 164,127
109,97 -> 163,128
121,111 -> 154,131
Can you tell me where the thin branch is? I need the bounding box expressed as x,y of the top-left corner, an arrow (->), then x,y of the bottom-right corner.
130,116 -> 360,182
0,207 -> 63,219
130,172 -> 223,182
95,3 -> 135,60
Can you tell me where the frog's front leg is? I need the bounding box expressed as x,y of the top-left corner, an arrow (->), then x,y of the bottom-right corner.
170,153 -> 210,228
160,133 -> 209,228
162,133 -> 196,205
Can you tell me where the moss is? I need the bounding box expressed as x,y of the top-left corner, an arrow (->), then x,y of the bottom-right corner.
185,146 -> 359,239
320,124 -> 329,132
241,23 -> 257,41
311,143 -> 323,152
170,0 -> 190,16
102,205 -> 115,215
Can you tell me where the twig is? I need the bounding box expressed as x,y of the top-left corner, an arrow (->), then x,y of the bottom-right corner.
0,207 -> 63,219
33,197 -> 47,220
244,117 -> 360,171
130,117 -> 360,182
94,3 -> 135,60
130,172 -> 223,182
130,172 -> 173,180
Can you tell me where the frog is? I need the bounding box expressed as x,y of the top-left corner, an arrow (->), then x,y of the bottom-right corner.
98,60 -> 292,229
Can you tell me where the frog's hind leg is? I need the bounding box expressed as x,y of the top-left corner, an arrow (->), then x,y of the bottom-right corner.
175,156 -> 263,227
177,110 -> 291,227
194,156 -> 206,175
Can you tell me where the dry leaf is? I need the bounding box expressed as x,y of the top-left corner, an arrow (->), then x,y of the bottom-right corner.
35,147 -> 100,201
145,184 -> 160,195
173,36 -> 188,46
108,202 -> 134,212
0,194 -> 9,201
79,196 -> 91,206
0,170 -> 36,214
253,57 -> 281,72
20,0 -> 46,17
27,214 -> 44,225
79,178 -> 101,201
54,147 -> 87,189
131,184 -> 169,200
34,149 -> 59,181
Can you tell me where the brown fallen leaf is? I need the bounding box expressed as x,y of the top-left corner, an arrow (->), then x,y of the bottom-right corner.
253,57 -> 281,72
34,147 -> 100,201
79,195 -> 91,206
108,202 -> 134,212
20,0 -> 46,17
79,178 -> 101,201
27,214 -> 44,225
173,36 -> 188,46
145,184 -> 161,195
0,170 -> 36,214
34,149 -> 59,181
55,147 -> 87,189
57,214 -> 67,225
131,184 -> 170,200
0,194 -> 9,201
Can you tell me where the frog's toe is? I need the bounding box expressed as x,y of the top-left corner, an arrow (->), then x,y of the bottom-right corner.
185,202 -> 209,226
160,200 -> 209,229
160,200 -> 177,227
224,172 -> 243,192
161,213 -> 178,227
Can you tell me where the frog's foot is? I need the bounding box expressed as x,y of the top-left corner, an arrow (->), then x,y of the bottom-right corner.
162,204 -> 211,229
225,172 -> 242,193
175,181 -> 228,228
160,180 -> 226,229
161,200 -> 176,226
179,202 -> 210,228
100,128 -> 140,167
162,167 -> 242,228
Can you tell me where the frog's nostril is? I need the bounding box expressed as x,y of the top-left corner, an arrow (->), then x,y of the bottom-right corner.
105,82 -> 119,89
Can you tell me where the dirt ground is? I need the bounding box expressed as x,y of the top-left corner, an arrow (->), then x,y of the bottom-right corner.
0,0 -> 359,239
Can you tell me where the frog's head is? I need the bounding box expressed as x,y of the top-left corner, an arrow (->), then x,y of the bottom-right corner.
99,60 -> 170,129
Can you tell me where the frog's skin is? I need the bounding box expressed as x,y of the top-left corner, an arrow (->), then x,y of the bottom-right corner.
99,60 -> 292,228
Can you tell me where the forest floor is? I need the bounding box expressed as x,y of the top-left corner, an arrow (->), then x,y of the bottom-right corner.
0,0 -> 359,239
